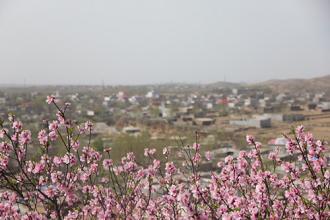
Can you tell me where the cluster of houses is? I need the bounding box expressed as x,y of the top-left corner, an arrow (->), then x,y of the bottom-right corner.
1,86 -> 330,138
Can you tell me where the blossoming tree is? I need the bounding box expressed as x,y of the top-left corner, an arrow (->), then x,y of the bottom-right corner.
0,96 -> 329,219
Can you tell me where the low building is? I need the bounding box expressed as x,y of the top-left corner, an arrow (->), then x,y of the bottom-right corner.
263,106 -> 274,113
230,117 -> 271,128
179,106 -> 194,115
194,118 -> 216,126
319,102 -> 330,112
182,115 -> 194,122
0,97 -> 6,104
262,113 -> 283,122
93,123 -> 118,136
307,103 -> 317,110
244,98 -> 258,108
290,105 -> 303,111
87,110 -> 95,116
283,114 -> 305,122
122,126 -> 141,136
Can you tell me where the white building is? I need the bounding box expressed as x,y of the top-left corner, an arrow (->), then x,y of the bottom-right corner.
230,116 -> 271,128
87,110 -> 95,116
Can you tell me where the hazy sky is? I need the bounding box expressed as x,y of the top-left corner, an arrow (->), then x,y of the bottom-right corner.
0,0 -> 329,85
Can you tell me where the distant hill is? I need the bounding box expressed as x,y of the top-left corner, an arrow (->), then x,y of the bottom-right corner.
256,75 -> 330,94
1,75 -> 328,95
206,81 -> 242,89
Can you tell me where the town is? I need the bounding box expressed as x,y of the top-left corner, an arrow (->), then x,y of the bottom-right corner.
1,75 -> 330,168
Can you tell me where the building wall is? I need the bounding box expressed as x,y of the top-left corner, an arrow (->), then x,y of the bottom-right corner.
230,118 -> 271,128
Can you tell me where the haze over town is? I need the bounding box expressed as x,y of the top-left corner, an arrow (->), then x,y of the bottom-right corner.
0,0 -> 329,85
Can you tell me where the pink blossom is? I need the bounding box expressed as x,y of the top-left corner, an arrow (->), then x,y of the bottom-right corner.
246,135 -> 255,145
165,162 -> 176,176
268,151 -> 278,161
103,159 -> 113,170
49,120 -> 59,131
192,143 -> 201,151
38,129 -> 48,145
144,148 -> 156,157
163,147 -> 169,155
46,95 -> 56,104
205,151 -> 212,161
84,121 -> 93,131
0,142 -> 11,153
0,129 -> 7,138
72,141 -> 80,151
48,130 -> 58,141
0,155 -> 9,169
12,120 -> 23,130
296,125 -> 304,135
56,112 -> 65,124
32,162 -> 45,174
53,156 -> 62,166
193,152 -> 201,163
19,130 -> 32,145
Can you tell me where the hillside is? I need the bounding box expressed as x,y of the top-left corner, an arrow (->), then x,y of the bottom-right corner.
257,74 -> 330,94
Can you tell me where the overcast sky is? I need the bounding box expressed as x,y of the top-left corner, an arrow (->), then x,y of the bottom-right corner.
0,0 -> 329,85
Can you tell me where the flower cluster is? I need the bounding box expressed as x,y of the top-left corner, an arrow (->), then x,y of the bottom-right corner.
0,97 -> 329,219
